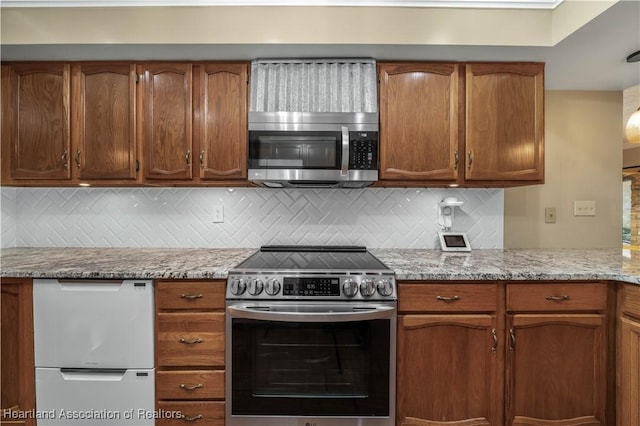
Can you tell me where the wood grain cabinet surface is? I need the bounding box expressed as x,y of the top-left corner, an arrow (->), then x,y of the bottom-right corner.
0,278 -> 35,426
617,283 -> 640,426
505,282 -> 608,426
1,63 -> 71,182
377,61 -> 544,188
155,280 -> 226,425
397,281 -> 612,426
71,62 -> 139,181
397,282 -> 502,426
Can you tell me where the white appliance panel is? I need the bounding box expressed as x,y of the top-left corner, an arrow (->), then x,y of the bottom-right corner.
35,367 -> 156,426
33,279 -> 154,369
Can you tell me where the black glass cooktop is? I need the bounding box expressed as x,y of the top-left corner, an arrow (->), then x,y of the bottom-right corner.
233,245 -> 390,272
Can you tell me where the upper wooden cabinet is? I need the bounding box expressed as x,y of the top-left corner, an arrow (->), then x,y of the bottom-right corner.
71,63 -> 138,181
1,63 -> 71,181
378,62 -> 461,182
465,63 -> 544,183
141,63 -> 194,181
2,61 -> 249,186
378,61 -> 544,187
194,63 -> 248,181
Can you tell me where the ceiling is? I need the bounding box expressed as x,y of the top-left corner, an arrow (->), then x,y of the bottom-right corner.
1,0 -> 639,90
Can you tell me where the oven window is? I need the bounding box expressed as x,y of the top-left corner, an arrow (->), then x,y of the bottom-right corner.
248,131 -> 341,169
231,318 -> 390,416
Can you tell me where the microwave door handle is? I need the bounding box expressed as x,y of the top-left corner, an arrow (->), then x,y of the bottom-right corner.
341,126 -> 349,177
227,304 -> 395,323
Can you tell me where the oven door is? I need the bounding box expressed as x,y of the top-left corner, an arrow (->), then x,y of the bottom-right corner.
225,301 -> 396,426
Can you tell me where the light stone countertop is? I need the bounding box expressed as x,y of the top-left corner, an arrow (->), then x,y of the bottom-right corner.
1,247 -> 639,285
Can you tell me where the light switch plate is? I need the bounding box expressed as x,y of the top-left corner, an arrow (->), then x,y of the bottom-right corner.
574,200 -> 596,216
545,207 -> 557,223
213,205 -> 224,223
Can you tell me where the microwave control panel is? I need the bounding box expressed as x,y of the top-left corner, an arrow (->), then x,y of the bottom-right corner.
349,132 -> 378,170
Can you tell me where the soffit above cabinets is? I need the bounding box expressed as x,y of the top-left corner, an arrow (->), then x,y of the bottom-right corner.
1,0 -> 564,9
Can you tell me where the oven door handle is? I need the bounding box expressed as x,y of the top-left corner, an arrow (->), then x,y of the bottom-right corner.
227,304 -> 395,323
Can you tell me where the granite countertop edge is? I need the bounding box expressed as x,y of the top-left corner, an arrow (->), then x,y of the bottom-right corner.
1,247 -> 639,285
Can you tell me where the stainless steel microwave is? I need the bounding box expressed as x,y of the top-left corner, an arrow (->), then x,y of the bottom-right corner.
248,112 -> 379,188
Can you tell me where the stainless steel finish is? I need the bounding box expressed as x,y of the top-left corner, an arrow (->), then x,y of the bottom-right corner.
341,125 -> 349,177
227,301 -> 395,323
377,278 -> 394,297
248,168 -> 378,188
225,299 -> 397,426
360,278 -> 376,297
264,278 -> 281,296
229,278 -> 247,295
249,111 -> 379,131
247,278 -> 264,296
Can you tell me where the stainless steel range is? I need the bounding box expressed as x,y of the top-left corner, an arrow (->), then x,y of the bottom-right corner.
225,245 -> 397,426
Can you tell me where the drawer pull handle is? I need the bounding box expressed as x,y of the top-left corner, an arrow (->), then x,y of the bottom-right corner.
181,414 -> 204,422
436,295 -> 461,303
179,337 -> 204,345
491,328 -> 498,353
180,383 -> 204,391
546,295 -> 570,301
180,293 -> 204,299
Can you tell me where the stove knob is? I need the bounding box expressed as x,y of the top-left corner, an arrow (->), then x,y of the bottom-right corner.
343,279 -> 358,298
247,278 -> 264,296
229,278 -> 247,296
360,278 -> 376,297
376,279 -> 394,297
265,278 -> 281,296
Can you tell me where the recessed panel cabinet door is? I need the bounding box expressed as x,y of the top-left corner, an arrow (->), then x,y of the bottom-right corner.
506,314 -> 606,426
195,63 -> 248,180
465,63 -> 544,182
619,315 -> 640,426
72,63 -> 137,180
378,63 -> 460,182
2,63 -> 71,180
142,63 -> 193,181
397,314 -> 500,426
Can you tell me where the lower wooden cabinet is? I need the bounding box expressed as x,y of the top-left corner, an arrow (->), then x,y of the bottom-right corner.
0,278 -> 35,426
155,280 -> 226,425
618,283 -> 640,426
397,281 -> 612,426
397,283 -> 502,426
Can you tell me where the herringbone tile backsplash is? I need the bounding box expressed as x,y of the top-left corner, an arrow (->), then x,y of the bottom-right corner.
0,187 -> 503,249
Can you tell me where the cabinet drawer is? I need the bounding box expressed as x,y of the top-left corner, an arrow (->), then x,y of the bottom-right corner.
156,281 -> 225,311
619,283 -> 640,319
156,401 -> 224,426
398,283 -> 497,313
157,313 -> 224,367
507,283 -> 606,312
156,370 -> 224,400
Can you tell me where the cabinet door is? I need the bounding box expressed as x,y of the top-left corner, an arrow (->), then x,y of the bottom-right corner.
619,315 -> 640,426
1,63 -> 71,180
72,63 -> 138,180
195,63 -> 247,181
379,63 -> 460,182
465,63 -> 544,182
0,278 -> 35,426
142,63 -> 193,180
506,314 -> 606,426
397,314 -> 500,426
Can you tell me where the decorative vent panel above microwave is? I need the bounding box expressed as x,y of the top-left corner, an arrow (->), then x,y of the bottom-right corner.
249,59 -> 377,113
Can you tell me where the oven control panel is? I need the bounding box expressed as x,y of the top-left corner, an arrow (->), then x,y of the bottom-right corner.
226,274 -> 396,300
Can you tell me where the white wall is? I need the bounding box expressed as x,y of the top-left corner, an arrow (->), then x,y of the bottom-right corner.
504,90 -> 623,248
0,187 -> 503,249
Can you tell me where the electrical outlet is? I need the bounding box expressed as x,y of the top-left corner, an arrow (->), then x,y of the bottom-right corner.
574,200 -> 596,216
544,207 -> 557,223
213,205 -> 224,223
